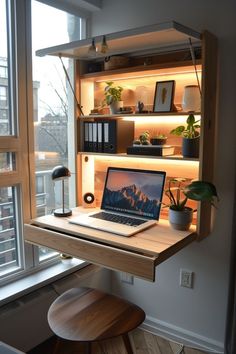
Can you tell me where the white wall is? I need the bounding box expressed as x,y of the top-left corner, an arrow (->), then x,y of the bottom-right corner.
90,0 -> 236,352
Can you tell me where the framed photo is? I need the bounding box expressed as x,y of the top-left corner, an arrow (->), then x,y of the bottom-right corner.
153,80 -> 175,112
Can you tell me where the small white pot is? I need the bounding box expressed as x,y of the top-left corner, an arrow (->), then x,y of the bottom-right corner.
109,101 -> 123,114
169,207 -> 193,231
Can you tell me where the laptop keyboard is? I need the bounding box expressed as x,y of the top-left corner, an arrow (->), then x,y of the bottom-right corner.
91,212 -> 147,227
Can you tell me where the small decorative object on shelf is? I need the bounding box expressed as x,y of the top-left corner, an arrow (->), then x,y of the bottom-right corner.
170,113 -> 200,158
165,178 -> 219,231
150,133 -> 167,145
153,80 -> 175,112
136,101 -> 144,113
118,106 -> 133,114
51,165 -> 72,217
104,55 -> 130,70
182,85 -> 201,112
104,81 -> 123,114
139,131 -> 151,145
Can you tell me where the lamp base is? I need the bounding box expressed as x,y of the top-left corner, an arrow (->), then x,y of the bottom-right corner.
53,208 -> 72,217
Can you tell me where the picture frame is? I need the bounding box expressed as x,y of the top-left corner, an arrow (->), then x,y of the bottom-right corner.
153,80 -> 175,112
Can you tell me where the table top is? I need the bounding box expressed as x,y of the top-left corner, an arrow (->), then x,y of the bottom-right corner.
31,207 -> 196,258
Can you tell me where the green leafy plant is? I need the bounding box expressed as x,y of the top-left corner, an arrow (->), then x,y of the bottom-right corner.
170,113 -> 200,138
165,178 -> 219,211
151,132 -> 167,139
104,81 -> 123,105
139,131 -> 150,144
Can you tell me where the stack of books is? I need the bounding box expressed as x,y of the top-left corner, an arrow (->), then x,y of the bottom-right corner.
126,145 -> 175,156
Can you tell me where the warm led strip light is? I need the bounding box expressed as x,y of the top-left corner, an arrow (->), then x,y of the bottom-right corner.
123,114 -> 201,124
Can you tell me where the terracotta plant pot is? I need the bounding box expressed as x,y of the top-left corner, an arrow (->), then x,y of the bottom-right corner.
169,207 -> 193,231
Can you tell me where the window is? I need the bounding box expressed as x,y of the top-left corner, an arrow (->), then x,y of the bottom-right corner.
32,1 -> 81,262
0,0 -> 84,283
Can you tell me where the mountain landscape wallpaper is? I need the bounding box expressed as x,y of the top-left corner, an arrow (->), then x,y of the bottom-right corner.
102,170 -> 165,218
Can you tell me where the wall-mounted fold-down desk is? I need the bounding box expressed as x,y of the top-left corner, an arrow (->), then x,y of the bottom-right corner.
24,208 -> 197,282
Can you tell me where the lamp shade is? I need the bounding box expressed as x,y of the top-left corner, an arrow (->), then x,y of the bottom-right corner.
182,85 -> 201,112
51,165 -> 71,181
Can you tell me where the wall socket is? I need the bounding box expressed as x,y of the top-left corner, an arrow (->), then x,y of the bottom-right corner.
180,269 -> 193,288
121,272 -> 134,284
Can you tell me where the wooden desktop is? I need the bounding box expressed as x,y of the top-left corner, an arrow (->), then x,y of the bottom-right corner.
24,207 -> 196,282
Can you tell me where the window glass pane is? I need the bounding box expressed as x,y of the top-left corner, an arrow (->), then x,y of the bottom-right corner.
0,187 -> 22,277
32,1 -> 80,261
0,152 -> 16,172
0,0 -> 12,135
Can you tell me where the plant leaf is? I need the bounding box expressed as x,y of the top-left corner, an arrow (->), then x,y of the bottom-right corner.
183,181 -> 219,203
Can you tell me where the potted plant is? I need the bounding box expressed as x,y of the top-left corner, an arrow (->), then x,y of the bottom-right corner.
170,114 -> 200,158
139,131 -> 151,145
150,133 -> 167,145
165,178 -> 218,231
104,81 -> 123,114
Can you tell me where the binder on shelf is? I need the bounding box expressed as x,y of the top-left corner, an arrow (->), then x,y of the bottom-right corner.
97,122 -> 103,152
88,122 -> 93,152
83,122 -> 89,152
103,120 -> 116,153
83,120 -> 134,154
103,119 -> 134,153
92,122 -> 97,152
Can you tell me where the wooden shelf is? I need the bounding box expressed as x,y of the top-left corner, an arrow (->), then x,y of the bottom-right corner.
79,112 -> 201,120
78,152 -> 199,162
80,61 -> 202,80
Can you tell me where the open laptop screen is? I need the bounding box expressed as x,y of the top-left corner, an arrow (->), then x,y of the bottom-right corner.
101,167 -> 166,220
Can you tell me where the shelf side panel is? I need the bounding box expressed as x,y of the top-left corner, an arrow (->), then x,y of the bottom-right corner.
198,30 -> 218,239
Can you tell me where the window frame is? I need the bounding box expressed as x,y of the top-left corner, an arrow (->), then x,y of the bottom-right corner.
0,0 -> 87,286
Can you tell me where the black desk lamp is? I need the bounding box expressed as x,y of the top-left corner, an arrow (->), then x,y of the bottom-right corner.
51,165 -> 72,217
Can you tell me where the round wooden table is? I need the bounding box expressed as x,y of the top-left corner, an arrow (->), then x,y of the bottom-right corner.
48,287 -> 145,354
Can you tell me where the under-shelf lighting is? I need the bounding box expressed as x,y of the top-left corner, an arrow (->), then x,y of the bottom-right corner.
122,114 -> 201,124
88,38 -> 97,56
101,35 -> 109,54
95,69 -> 202,83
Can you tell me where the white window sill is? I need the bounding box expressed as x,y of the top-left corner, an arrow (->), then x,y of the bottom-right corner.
0,258 -> 88,306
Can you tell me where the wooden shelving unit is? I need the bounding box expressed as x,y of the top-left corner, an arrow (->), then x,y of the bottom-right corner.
25,22 -> 217,280
76,30 -> 217,240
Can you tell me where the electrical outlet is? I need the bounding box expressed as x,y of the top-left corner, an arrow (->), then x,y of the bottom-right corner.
180,269 -> 193,288
121,272 -> 134,284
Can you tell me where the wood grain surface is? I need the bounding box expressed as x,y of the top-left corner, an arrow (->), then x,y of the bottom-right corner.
48,287 -> 145,342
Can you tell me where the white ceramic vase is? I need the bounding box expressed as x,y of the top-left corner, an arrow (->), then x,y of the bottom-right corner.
182,85 -> 201,112
109,101 -> 123,114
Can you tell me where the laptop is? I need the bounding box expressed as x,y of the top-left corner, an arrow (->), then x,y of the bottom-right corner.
69,167 -> 166,237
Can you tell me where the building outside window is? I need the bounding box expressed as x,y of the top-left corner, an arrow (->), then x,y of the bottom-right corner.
0,0 -> 84,282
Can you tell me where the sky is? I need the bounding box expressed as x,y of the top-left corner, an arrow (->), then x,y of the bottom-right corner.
0,0 -> 80,119
31,1 -> 70,118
